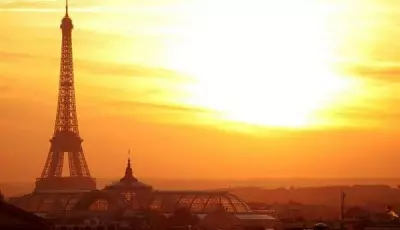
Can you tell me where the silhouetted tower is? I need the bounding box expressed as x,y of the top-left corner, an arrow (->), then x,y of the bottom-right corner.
35,0 -> 96,191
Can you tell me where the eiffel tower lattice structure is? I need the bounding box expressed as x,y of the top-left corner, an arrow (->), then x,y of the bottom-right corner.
35,0 -> 96,192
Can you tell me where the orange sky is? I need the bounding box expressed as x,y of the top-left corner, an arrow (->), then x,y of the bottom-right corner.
1,0 -> 400,182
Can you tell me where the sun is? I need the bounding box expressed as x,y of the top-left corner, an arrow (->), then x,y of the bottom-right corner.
163,0 -> 358,128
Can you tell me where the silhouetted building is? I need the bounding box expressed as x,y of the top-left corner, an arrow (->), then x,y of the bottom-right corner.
12,156 -> 279,229
0,199 -> 51,230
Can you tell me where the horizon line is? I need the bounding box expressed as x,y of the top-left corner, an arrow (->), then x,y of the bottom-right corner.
1,177 -> 400,184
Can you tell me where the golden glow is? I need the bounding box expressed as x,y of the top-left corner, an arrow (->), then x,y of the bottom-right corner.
1,0 -> 400,181
162,0 -> 362,128
0,0 -> 381,131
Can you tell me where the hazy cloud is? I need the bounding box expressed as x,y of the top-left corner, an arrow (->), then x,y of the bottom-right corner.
0,0 -> 179,14
0,0 -> 56,9
0,51 -> 190,81
106,99 -> 216,115
77,60 -> 190,81
0,75 -> 18,93
0,85 -> 10,92
0,52 -> 38,61
0,0 -> 101,9
326,100 -> 400,129
344,63 -> 400,83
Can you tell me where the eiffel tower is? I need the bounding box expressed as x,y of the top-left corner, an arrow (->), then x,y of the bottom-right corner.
35,0 -> 96,192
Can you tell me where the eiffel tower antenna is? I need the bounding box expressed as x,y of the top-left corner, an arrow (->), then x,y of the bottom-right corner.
66,0 -> 69,16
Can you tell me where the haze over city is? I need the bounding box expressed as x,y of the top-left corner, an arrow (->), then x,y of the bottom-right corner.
1,0 -> 400,183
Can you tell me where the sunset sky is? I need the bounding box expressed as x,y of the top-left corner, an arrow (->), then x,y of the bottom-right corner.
1,0 -> 400,182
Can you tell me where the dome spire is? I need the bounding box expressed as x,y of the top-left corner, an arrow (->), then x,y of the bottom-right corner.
127,149 -> 132,172
121,149 -> 137,182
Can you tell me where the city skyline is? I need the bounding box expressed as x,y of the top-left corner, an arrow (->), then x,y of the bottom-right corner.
1,0 -> 400,181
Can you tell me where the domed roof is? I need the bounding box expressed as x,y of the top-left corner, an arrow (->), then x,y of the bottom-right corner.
147,191 -> 252,213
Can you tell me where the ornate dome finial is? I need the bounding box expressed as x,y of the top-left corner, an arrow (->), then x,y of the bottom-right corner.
121,149 -> 137,182
127,148 -> 132,171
